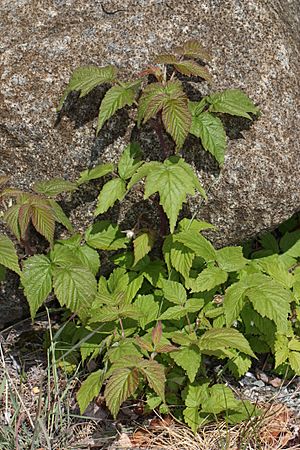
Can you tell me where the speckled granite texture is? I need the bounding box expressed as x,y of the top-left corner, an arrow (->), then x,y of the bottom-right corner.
0,0 -> 299,248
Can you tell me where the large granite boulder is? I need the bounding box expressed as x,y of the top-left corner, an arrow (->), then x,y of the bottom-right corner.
0,0 -> 299,249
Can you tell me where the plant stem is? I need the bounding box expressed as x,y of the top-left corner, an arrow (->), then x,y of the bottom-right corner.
153,113 -> 170,159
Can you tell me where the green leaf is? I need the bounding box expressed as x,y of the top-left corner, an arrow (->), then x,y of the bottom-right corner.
33,179 -> 77,197
190,266 -> 228,293
289,351 -> 300,375
134,294 -> 160,329
170,346 -> 201,383
3,205 -> 21,240
0,234 -> 20,275
178,218 -> 215,232
133,231 -> 155,266
21,255 -> 52,319
171,241 -> 195,280
280,230 -> 300,253
216,247 -> 247,272
117,142 -> 143,180
227,351 -> 252,378
57,237 -> 100,276
94,178 -> 126,215
174,40 -> 211,61
144,157 -> 205,233
161,81 -> 191,150
158,305 -> 188,320
274,334 -> 289,368
77,163 -> 114,185
53,265 -> 97,319
31,201 -> 55,245
161,279 -> 187,305
223,282 -> 247,326
207,89 -> 259,119
190,112 -> 226,165
85,221 -> 129,251
57,65 -> 117,111
245,274 -> 292,333
255,254 -> 293,289
288,339 -> 300,352
48,199 -> 74,232
104,367 -> 140,418
97,82 -> 140,133
77,369 -> 104,414
183,407 -> 208,433
139,359 -> 166,402
198,328 -> 256,358
174,230 -> 216,261
201,384 -> 239,414
174,60 -> 212,82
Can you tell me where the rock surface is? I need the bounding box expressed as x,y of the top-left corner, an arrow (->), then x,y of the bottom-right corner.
1,0 -> 300,247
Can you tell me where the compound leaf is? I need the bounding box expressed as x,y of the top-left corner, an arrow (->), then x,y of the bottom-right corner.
137,82 -> 166,126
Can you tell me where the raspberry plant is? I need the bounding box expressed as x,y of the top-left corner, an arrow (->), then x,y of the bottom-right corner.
2,40 -> 300,434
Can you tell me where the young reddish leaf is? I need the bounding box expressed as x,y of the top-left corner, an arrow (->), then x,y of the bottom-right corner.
133,231 -> 155,266
174,60 -> 212,82
174,40 -> 211,61
33,179 -> 77,197
136,65 -> 163,81
57,65 -> 117,111
0,234 -> 21,275
137,82 -> 165,126
21,255 -> 52,319
139,359 -> 166,402
153,54 -> 178,64
31,201 -> 56,245
18,203 -> 32,240
152,321 -> 163,348
3,204 -> 21,240
104,367 -> 140,418
97,81 -> 140,133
